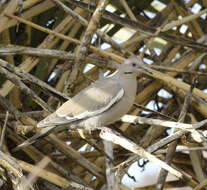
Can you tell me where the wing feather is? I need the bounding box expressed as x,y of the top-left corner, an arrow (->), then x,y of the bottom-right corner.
37,79 -> 124,128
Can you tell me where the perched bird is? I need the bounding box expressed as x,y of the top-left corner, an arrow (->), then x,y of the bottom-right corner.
18,56 -> 152,148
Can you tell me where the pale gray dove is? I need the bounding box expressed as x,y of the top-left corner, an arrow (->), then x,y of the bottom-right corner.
18,56 -> 151,148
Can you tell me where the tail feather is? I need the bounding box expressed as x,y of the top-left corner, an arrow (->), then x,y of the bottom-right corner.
13,126 -> 56,151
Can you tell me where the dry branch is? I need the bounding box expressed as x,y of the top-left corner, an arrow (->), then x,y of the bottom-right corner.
0,58 -> 69,100
18,159 -> 93,189
99,127 -> 183,179
0,64 -> 52,112
0,111 -> 9,150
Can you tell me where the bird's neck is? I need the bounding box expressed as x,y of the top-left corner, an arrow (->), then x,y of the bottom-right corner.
114,72 -> 137,96
107,70 -> 137,94
123,76 -> 137,94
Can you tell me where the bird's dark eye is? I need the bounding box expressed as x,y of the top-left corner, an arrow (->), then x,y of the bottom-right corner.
132,63 -> 136,67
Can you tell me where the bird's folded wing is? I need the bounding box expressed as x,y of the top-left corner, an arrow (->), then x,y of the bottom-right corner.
37,79 -> 124,127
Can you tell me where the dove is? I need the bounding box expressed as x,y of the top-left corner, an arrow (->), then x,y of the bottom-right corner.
18,56 -> 151,148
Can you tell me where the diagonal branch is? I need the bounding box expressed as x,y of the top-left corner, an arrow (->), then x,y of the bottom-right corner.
0,65 -> 53,112
99,127 -> 191,182
65,0 -> 109,91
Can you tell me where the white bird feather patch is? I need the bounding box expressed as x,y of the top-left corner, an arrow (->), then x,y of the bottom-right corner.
65,88 -> 124,120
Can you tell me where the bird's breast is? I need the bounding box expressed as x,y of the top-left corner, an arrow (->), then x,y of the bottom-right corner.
78,78 -> 137,130
82,91 -> 136,129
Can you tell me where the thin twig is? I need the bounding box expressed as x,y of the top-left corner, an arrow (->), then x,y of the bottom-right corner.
150,65 -> 207,76
155,146 -> 207,154
0,45 -> 116,69
120,0 -> 137,21
121,115 -> 196,130
133,103 -> 176,121
21,157 -> 50,190
103,140 -> 118,190
161,8 -> 207,32
0,111 -> 9,150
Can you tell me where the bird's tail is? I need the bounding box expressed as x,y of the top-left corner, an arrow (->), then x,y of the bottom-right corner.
13,126 -> 56,151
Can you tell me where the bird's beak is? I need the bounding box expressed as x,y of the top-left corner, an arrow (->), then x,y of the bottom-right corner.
138,66 -> 152,74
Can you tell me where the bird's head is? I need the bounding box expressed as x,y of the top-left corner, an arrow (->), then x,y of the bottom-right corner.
119,56 -> 152,76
